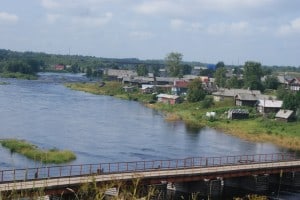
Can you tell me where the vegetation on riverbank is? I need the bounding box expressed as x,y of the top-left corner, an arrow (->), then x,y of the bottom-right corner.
65,81 -> 300,150
0,139 -> 76,164
0,72 -> 38,80
65,82 -> 155,103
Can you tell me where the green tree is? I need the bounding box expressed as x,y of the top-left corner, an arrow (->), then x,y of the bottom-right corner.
283,93 -> 298,110
276,85 -> 287,100
226,76 -> 243,89
151,65 -> 160,77
214,67 -> 227,88
187,79 -> 206,102
182,64 -> 192,75
216,61 -> 225,69
243,61 -> 264,91
86,66 -> 93,77
136,64 -> 148,76
165,52 -> 183,77
264,75 -> 280,90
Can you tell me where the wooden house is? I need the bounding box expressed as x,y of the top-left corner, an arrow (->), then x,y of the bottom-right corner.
257,100 -> 283,114
235,93 -> 258,107
212,88 -> 261,102
171,80 -> 189,95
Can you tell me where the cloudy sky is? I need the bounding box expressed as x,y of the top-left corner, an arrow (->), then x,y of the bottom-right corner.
1,0 -> 300,66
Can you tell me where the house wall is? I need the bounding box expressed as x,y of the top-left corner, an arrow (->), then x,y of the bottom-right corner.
158,97 -> 178,104
235,100 -> 257,107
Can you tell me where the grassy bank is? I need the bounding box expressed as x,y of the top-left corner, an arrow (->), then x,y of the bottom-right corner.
0,139 -> 76,164
65,82 -> 155,103
65,82 -> 300,150
0,72 -> 38,80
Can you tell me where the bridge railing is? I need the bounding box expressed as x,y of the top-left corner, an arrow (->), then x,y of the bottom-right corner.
0,153 -> 297,182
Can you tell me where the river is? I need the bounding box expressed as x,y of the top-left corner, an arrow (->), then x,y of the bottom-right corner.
0,73 -> 298,199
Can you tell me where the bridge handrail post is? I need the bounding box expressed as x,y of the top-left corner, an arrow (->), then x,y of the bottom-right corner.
70,166 -> 72,177
47,167 -> 50,178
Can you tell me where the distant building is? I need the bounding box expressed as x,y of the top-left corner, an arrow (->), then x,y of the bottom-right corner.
212,88 -> 261,102
123,86 -> 135,93
228,109 -> 249,120
171,80 -> 189,95
257,100 -> 283,114
157,94 -> 180,105
54,64 -> 65,71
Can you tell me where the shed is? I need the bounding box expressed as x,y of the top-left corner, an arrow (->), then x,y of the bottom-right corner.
157,94 -> 180,105
228,109 -> 249,120
123,86 -> 135,93
275,109 -> 294,122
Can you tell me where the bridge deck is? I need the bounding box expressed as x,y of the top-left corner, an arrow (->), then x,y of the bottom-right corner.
1,158 -> 300,192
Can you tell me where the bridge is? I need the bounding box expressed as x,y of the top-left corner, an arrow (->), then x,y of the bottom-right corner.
0,153 -> 299,197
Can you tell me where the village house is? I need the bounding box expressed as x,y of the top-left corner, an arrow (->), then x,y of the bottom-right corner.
275,109 -> 295,122
235,93 -> 259,107
104,69 -> 137,81
235,93 -> 275,107
157,94 -> 180,105
171,80 -> 189,95
141,84 -> 155,94
212,88 -> 261,102
257,99 -> 283,114
54,64 -> 65,71
289,77 -> 300,92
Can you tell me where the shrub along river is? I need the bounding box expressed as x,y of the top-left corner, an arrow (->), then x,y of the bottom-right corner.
0,73 -> 298,199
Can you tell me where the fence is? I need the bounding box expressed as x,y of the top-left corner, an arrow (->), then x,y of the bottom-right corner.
0,153 -> 297,182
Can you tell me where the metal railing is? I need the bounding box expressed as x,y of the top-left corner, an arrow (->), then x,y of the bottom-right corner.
0,153 -> 297,183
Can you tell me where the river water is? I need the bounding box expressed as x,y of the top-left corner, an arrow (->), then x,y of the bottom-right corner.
0,73 -> 298,199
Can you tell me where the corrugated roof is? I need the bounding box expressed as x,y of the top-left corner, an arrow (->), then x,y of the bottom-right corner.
258,100 -> 283,108
157,94 -> 179,99
213,88 -> 261,97
275,109 -> 294,119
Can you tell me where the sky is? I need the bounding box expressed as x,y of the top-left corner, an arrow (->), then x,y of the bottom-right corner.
0,0 -> 300,66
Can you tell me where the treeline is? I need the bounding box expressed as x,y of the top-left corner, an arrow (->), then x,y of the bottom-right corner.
0,49 -> 165,75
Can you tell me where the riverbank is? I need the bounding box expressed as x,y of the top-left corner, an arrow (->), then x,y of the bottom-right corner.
0,72 -> 38,80
0,139 -> 76,164
65,82 -> 300,150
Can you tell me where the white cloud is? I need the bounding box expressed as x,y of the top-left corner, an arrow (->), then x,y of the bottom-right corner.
72,12 -> 113,27
0,12 -> 19,24
278,17 -> 300,35
46,14 -> 61,23
130,31 -> 155,40
207,21 -> 249,35
41,0 -> 60,10
134,0 -> 272,17
134,1 -> 185,16
170,19 -> 184,30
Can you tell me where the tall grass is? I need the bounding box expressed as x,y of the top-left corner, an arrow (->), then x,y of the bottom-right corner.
0,139 -> 76,164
